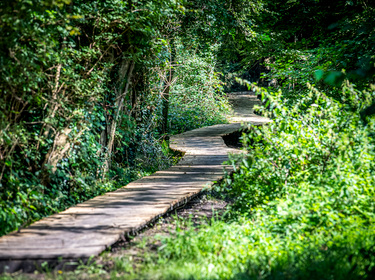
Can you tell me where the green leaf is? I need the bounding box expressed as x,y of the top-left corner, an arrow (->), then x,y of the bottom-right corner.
314,69 -> 324,81
324,71 -> 345,86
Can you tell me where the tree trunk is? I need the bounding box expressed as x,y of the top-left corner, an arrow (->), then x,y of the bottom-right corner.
161,39 -> 176,135
102,60 -> 135,177
41,126 -> 85,186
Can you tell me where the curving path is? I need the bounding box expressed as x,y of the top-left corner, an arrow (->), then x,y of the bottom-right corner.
0,92 -> 269,273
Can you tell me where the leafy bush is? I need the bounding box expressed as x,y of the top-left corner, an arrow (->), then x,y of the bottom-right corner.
168,45 -> 231,134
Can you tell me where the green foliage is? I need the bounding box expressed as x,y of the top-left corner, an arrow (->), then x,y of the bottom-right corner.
227,82 -> 375,217
169,44 -> 231,134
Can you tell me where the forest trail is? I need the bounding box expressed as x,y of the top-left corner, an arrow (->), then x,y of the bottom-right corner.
0,92 -> 269,273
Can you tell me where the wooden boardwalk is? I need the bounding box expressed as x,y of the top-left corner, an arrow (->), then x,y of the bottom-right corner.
0,93 -> 269,273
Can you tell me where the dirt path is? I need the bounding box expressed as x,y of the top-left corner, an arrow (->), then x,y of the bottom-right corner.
0,92 -> 269,273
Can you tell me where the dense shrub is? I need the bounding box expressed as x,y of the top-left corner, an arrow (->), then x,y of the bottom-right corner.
169,44 -> 231,134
